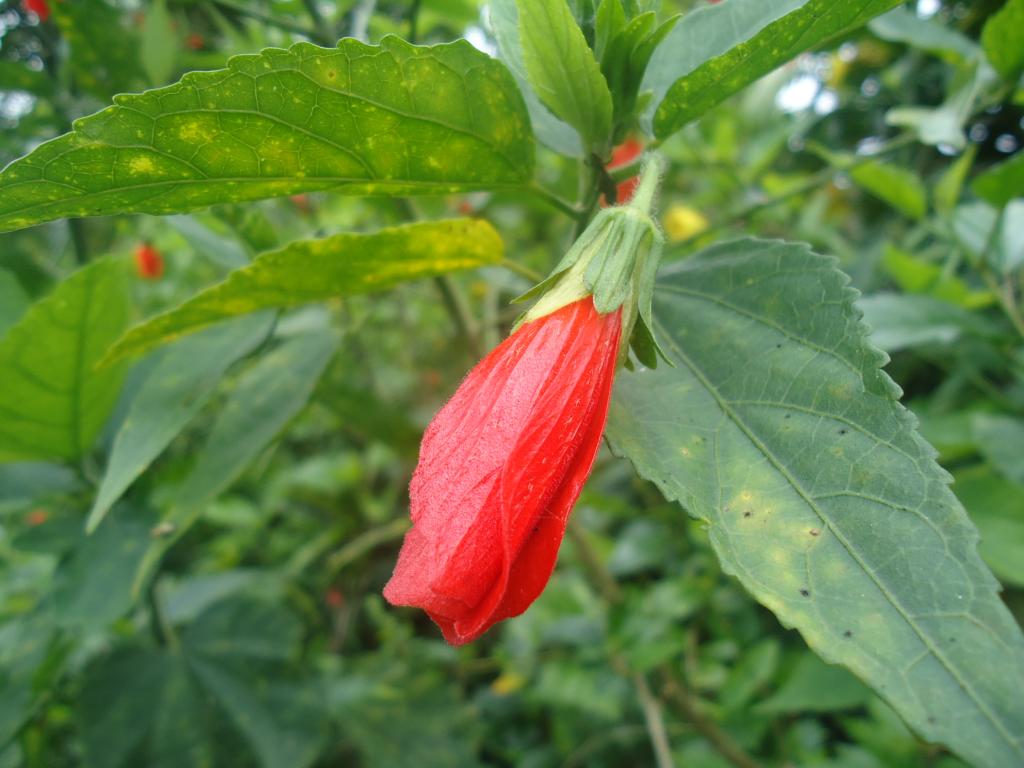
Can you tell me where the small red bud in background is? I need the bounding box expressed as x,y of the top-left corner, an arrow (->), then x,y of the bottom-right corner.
457,199 -> 475,216
325,588 -> 345,609
134,242 -> 164,280
602,136 -> 644,206
22,0 -> 50,21
26,508 -> 49,526
290,194 -> 312,215
185,32 -> 205,50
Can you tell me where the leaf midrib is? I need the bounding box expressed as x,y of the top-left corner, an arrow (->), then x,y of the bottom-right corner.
653,313 -> 1022,759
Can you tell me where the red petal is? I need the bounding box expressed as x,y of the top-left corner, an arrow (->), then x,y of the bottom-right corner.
384,298 -> 621,644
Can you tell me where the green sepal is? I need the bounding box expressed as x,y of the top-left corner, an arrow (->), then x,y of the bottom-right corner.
585,208 -> 652,313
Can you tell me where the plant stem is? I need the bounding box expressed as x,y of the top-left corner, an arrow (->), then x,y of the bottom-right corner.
568,518 -> 762,768
301,0 -> 333,42
326,517 -> 410,574
529,181 -> 584,220
574,161 -> 603,239
501,259 -> 544,283
659,674 -> 761,768
567,517 -> 623,604
434,275 -> 484,358
148,579 -> 179,652
635,672 -> 678,768
628,155 -> 666,218
407,0 -> 423,43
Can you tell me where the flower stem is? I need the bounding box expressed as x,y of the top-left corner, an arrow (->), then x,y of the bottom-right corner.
628,154 -> 666,218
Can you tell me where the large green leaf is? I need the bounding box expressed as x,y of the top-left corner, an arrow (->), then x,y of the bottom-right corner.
50,506 -> 155,631
0,259 -> 130,462
973,151 -> 1024,209
647,0 -> 902,139
78,596 -> 325,768
516,0 -> 613,151
981,0 -> 1024,80
131,329 -> 339,597
86,313 -> 275,533
953,465 -> 1024,588
103,218 -> 502,363
606,239 -> 1024,768
488,0 -> 583,156
0,37 -> 533,233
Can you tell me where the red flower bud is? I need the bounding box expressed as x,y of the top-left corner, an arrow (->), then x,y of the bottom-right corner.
185,32 -> 206,50
134,242 -> 164,279
603,136 -> 644,206
22,0 -> 50,21
384,297 -> 621,645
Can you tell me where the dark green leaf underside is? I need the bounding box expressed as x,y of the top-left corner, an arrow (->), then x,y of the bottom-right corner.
652,0 -> 902,139
607,239 -> 1024,768
103,218 -> 503,363
0,36 -> 534,233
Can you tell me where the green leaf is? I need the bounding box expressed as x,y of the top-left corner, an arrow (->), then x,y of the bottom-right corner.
972,414 -> 1024,485
886,62 -> 992,150
188,659 -> 326,768
849,161 -> 927,220
934,143 -> 977,214
86,313 -> 275,533
0,259 -> 130,462
953,465 -> 1024,587
857,293 -> 998,352
130,329 -> 339,598
0,37 -> 533,233
973,151 -> 1024,209
606,239 -> 1024,768
981,0 -> 1024,80
79,596 -> 325,768
648,0 -> 902,139
489,0 -> 583,156
516,0 -> 613,151
953,200 -> 1024,274
104,218 -> 502,363
140,0 -> 177,86
756,653 -> 870,714
185,597 -> 301,662
51,507 -> 154,631
176,330 -> 338,508
51,0 -> 141,100
166,214 -> 250,269
0,271 -> 29,336
78,649 -> 175,768
868,6 -> 979,64
881,245 -> 991,309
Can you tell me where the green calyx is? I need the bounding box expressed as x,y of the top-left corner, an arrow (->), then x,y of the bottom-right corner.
516,155 -> 669,368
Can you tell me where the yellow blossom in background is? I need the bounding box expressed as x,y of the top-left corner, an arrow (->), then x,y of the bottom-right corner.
662,203 -> 709,242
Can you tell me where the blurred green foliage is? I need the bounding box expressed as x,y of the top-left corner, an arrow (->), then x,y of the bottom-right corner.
0,0 -> 1022,767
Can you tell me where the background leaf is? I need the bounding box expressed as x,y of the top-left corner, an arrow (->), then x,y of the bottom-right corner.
488,0 -> 583,157
648,0 -> 902,139
0,258 -> 130,462
0,37 -> 534,233
130,328 -> 340,597
972,151 -> 1024,208
86,313 -> 275,533
981,0 -> 1024,80
954,465 -> 1024,588
103,218 -> 503,363
516,0 -> 613,151
606,238 -> 1024,768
